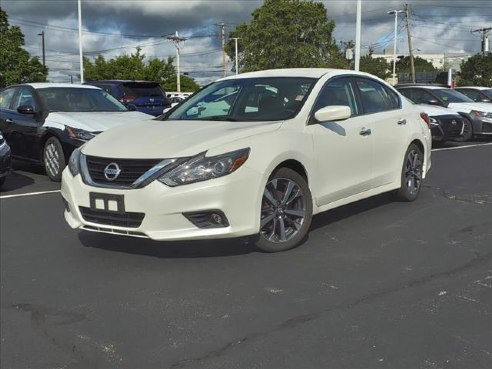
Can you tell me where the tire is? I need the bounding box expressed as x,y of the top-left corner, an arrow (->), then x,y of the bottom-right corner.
396,143 -> 423,202
0,177 -> 5,189
254,168 -> 313,252
43,137 -> 66,182
454,117 -> 473,142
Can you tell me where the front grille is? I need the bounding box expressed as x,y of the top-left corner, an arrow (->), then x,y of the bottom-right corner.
440,117 -> 464,137
85,156 -> 162,186
79,206 -> 145,228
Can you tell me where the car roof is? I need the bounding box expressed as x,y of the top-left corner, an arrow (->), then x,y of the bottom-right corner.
455,86 -> 491,90
397,85 -> 447,90
17,83 -> 101,90
218,68 -> 382,81
87,80 -> 159,84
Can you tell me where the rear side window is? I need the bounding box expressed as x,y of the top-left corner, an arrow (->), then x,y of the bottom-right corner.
123,83 -> 163,98
0,88 -> 16,109
355,78 -> 400,114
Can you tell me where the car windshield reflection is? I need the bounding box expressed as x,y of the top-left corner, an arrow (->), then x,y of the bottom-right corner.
37,87 -> 128,112
167,77 -> 316,122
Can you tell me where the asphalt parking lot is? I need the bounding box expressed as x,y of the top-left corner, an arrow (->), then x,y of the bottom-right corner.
1,141 -> 491,369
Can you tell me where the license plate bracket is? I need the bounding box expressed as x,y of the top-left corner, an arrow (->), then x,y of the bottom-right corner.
89,192 -> 125,213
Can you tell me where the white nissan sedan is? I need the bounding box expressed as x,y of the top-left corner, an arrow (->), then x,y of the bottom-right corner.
61,69 -> 432,252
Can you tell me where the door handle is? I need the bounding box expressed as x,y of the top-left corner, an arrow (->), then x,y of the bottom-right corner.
397,118 -> 407,125
359,127 -> 372,136
6,119 -> 14,123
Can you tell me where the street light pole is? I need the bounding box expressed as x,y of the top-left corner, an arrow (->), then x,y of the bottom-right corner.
78,0 -> 84,83
232,37 -> 240,75
354,0 -> 362,71
388,10 -> 404,85
37,31 -> 45,66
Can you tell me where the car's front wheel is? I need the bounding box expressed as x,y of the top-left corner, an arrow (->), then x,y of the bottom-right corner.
254,168 -> 313,252
43,137 -> 66,182
396,143 -> 423,202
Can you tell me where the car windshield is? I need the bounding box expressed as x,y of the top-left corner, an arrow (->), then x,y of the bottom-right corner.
433,88 -> 474,103
482,89 -> 492,99
167,77 -> 316,122
37,87 -> 128,112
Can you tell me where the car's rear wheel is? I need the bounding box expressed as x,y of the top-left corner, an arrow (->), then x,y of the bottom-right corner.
254,168 -> 313,252
454,117 -> 473,142
43,137 -> 66,182
396,143 -> 423,202
0,177 -> 5,189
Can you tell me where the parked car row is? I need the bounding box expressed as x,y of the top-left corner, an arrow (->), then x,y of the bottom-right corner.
396,85 -> 492,143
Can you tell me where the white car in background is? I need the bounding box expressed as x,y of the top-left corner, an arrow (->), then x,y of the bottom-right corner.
0,83 -> 152,181
62,69 -> 432,252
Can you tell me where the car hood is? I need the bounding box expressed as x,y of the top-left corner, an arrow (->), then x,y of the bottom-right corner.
447,102 -> 492,113
418,104 -> 461,117
47,111 -> 153,132
82,119 -> 283,158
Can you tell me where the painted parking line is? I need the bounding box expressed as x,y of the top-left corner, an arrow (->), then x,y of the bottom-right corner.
0,189 -> 60,200
1,142 -> 490,200
432,142 -> 492,152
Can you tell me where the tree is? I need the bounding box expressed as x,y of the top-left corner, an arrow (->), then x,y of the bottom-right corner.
163,74 -> 200,92
83,48 -> 200,91
360,55 -> 391,80
396,56 -> 436,74
225,0 -> 340,72
0,8 -> 48,87
458,53 -> 492,87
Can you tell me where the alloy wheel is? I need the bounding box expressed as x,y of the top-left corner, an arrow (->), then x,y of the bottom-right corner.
404,149 -> 422,196
45,142 -> 60,178
260,177 -> 307,243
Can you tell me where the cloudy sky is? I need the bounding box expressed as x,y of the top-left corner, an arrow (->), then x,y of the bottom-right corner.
2,0 -> 491,85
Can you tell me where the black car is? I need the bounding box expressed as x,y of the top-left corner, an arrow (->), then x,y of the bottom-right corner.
85,80 -> 172,116
0,83 -> 149,181
0,131 -> 11,189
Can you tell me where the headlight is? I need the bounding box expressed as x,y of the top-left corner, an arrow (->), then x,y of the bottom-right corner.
66,126 -> 96,141
158,148 -> 250,187
471,110 -> 492,123
68,148 -> 81,177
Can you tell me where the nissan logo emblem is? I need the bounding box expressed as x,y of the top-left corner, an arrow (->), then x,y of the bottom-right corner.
451,120 -> 457,125
104,162 -> 121,181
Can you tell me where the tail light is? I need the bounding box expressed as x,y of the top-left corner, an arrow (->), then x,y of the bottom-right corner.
420,112 -> 431,128
120,96 -> 136,104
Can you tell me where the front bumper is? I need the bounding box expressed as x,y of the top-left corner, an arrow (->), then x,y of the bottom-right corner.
61,166 -> 264,241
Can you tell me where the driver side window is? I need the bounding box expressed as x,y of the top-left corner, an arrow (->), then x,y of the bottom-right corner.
14,88 -> 37,110
313,77 -> 359,116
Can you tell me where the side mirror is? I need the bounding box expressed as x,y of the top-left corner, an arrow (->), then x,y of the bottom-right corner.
427,99 -> 446,107
314,105 -> 351,122
17,105 -> 36,114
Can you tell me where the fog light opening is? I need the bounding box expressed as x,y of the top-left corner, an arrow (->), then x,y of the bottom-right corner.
183,210 -> 230,229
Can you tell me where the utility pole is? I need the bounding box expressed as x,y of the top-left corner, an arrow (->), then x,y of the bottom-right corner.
404,4 -> 416,83
38,31 -> 45,66
217,23 -> 227,78
232,37 -> 240,75
166,31 -> 187,93
472,27 -> 492,55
